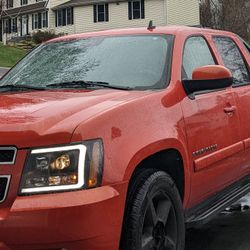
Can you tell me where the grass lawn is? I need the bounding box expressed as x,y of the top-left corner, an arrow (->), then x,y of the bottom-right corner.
0,43 -> 26,68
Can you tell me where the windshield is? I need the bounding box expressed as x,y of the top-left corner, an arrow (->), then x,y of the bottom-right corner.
0,35 -> 173,90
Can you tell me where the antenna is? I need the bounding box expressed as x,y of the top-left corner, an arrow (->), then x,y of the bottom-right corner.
147,20 -> 156,31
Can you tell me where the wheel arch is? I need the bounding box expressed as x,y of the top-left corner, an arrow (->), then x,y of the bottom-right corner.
124,139 -> 190,204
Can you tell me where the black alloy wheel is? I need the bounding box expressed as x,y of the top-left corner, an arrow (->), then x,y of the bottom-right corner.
121,170 -> 185,250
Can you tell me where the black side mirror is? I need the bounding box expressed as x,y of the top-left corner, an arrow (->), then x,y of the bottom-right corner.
182,65 -> 233,99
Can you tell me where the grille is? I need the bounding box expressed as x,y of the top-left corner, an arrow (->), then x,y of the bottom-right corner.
0,147 -> 17,164
0,176 -> 10,203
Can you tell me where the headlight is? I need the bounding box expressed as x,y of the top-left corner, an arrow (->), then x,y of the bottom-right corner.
19,140 -> 103,194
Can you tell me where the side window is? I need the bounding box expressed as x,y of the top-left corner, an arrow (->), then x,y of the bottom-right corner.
238,36 -> 250,54
182,36 -> 215,79
213,36 -> 250,85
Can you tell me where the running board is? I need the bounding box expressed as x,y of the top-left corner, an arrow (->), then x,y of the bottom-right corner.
185,176 -> 250,228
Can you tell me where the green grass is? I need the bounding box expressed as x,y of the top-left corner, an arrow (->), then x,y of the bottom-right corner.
0,43 -> 26,68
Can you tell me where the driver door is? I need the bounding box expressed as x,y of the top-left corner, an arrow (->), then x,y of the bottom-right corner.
180,35 -> 242,206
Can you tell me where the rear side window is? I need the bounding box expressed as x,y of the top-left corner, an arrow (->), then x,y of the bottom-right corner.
238,36 -> 250,54
182,36 -> 215,79
213,36 -> 250,85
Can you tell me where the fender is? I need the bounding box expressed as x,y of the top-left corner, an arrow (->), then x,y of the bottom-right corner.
124,138 -> 191,208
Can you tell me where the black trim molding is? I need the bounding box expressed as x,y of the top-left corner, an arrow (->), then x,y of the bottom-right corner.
182,77 -> 233,99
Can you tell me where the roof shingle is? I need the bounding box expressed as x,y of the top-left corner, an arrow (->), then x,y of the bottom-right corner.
1,1 -> 47,18
52,0 -> 127,10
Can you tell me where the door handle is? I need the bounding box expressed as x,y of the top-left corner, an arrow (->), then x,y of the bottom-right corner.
224,106 -> 237,114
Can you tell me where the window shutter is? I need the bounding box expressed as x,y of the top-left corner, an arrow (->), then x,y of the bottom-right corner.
71,7 -> 74,24
46,11 -> 48,27
141,0 -> 145,19
15,17 -> 17,32
20,18 -> 22,35
105,4 -> 109,22
38,13 -> 42,29
14,18 -> 17,32
32,14 -> 34,29
128,1 -> 132,20
93,5 -> 97,23
55,11 -> 58,27
26,15 -> 29,34
8,19 -> 11,34
62,9 -> 66,26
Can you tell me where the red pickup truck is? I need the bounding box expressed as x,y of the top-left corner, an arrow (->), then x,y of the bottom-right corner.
0,26 -> 250,250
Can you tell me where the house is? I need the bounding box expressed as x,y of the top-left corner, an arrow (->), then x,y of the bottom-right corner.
0,0 -> 3,41
0,0 -> 200,43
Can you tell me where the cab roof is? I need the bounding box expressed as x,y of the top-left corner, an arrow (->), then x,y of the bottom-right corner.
48,25 -> 236,43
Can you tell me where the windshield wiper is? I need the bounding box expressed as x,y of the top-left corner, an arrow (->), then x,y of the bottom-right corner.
46,80 -> 132,90
0,84 -> 46,92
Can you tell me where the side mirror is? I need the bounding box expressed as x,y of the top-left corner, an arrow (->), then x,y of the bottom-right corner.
182,65 -> 233,98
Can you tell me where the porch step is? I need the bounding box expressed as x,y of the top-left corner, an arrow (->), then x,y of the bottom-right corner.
8,39 -> 35,51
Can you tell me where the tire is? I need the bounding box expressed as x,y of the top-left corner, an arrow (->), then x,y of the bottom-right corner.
121,170 -> 185,250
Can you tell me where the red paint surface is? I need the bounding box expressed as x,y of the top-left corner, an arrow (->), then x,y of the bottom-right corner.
192,65 -> 232,80
0,26 -> 250,248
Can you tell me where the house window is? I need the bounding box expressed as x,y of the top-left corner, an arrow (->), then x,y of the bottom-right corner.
6,0 -> 13,9
128,0 -> 145,20
11,18 -> 17,33
33,14 -> 38,29
42,12 -> 48,27
55,7 -> 74,27
93,4 -> 109,22
32,12 -> 48,30
4,18 -> 17,33
21,0 -> 28,5
4,19 -> 11,34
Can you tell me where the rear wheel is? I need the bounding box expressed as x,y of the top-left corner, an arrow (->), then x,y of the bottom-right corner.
121,170 -> 185,250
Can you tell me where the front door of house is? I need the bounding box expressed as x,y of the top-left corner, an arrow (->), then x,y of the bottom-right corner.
21,16 -> 28,36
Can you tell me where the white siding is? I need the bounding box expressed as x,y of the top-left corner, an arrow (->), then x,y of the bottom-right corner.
47,0 -> 76,34
51,0 -> 166,35
2,0 -> 200,41
47,0 -> 69,8
167,0 -> 200,26
51,0 -> 200,35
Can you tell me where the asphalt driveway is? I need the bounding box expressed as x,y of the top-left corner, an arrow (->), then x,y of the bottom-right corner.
186,194 -> 250,250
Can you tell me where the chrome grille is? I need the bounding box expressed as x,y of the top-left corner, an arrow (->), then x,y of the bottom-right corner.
0,147 -> 17,164
0,176 -> 10,203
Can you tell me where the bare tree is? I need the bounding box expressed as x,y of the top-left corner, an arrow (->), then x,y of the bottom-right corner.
200,0 -> 250,42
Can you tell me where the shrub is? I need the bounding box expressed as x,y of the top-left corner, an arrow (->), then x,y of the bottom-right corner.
32,31 -> 65,44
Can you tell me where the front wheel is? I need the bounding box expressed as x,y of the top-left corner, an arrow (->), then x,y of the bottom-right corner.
121,170 -> 185,250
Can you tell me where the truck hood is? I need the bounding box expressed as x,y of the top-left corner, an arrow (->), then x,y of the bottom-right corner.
0,89 -> 151,148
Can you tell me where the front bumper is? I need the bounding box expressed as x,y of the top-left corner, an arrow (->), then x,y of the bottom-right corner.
0,183 -> 127,250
